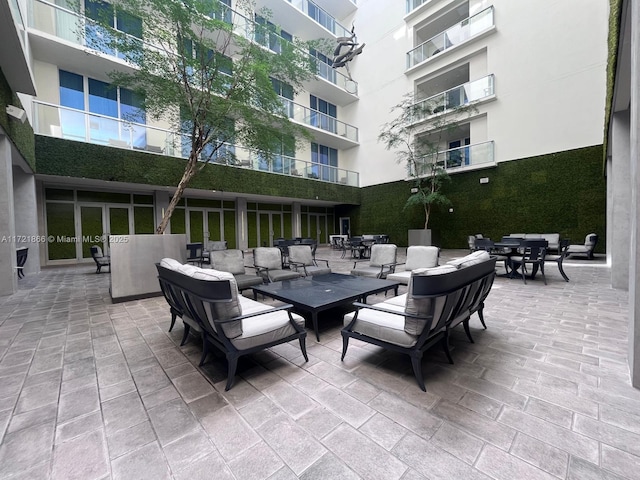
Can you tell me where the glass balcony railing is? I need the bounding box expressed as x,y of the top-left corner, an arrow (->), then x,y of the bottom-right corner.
287,0 -> 352,38
279,98 -> 358,142
29,0 -> 358,96
406,0 -> 428,13
414,141 -> 495,174
407,6 -> 495,69
32,101 -> 360,186
411,74 -> 494,123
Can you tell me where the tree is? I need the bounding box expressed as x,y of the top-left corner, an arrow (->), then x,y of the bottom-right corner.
86,0 -> 327,233
378,93 -> 477,230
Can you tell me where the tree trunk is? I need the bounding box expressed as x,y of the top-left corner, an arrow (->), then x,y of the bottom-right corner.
155,152 -> 200,234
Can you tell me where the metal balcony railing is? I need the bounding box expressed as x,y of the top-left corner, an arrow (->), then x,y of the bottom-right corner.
413,141 -> 495,174
411,74 -> 495,122
279,97 -> 358,142
32,100 -> 360,186
406,6 -> 494,69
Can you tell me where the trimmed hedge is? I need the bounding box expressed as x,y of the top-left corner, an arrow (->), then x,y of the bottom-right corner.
35,136 -> 360,205
356,145 -> 606,251
0,69 -> 35,169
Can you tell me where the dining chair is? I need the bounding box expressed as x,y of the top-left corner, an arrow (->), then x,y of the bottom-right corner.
510,239 -> 547,285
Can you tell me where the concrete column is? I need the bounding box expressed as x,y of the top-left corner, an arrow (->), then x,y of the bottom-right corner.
236,197 -> 248,251
292,202 -> 302,237
13,166 -> 40,276
0,135 -> 17,296
629,0 -> 640,388
154,191 -> 171,233
610,110 -> 631,289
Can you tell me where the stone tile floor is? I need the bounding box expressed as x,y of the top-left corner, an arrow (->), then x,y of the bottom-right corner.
0,247 -> 638,479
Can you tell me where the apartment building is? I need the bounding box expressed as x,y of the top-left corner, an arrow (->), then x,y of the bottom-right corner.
1,0 -> 608,296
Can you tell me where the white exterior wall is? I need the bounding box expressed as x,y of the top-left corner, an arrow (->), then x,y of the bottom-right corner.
346,0 -> 608,187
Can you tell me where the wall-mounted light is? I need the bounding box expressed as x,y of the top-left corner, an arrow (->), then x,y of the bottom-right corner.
6,105 -> 26,123
479,177 -> 490,184
410,187 -> 419,193
449,208 -> 454,213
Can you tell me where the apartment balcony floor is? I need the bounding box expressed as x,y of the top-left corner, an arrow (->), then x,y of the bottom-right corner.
0,248 -> 636,479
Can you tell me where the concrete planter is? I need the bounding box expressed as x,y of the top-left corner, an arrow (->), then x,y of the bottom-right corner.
408,229 -> 432,246
109,234 -> 187,302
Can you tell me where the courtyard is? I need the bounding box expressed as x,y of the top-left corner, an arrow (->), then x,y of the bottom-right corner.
0,247 -> 638,479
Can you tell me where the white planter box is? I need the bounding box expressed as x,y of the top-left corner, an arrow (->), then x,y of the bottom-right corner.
109,234 -> 187,302
408,229 -> 432,246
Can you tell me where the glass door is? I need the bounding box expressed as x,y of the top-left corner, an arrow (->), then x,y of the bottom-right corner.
258,212 -> 283,247
308,214 -> 327,245
79,205 -> 103,259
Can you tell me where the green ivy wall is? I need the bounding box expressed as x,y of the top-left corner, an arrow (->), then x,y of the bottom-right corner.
355,145 -> 606,251
35,136 -> 360,205
0,68 -> 35,168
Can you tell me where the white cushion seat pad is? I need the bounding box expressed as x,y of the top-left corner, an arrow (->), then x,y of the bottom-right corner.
344,302 -> 418,348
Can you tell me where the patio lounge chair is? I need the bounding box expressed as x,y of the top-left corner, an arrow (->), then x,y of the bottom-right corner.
387,246 -> 439,285
287,245 -> 331,277
90,246 -> 110,274
209,249 -> 263,291
253,247 -> 303,283
351,243 -> 397,279
566,233 -> 598,259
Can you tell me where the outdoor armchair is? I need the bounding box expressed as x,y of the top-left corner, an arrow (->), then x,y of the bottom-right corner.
566,233 -> 598,260
510,239 -> 547,285
90,245 -> 110,274
387,246 -> 439,285
253,247 -> 303,283
350,243 -> 397,279
544,238 -> 570,282
209,249 -> 263,291
287,245 -> 331,277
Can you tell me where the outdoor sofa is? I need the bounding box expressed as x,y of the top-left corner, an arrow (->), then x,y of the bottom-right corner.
156,258 -> 308,390
342,250 -> 497,391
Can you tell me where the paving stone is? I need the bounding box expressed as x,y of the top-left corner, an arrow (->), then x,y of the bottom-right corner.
601,444 -> 640,479
0,421 -> 55,477
101,391 -> 147,436
324,424 -> 408,480
368,391 -> 441,438
298,452 -> 360,480
263,381 -> 318,420
567,456 -> 628,480
147,397 -> 201,446
55,411 -> 103,444
257,415 -> 327,475
162,428 -> 215,472
200,405 -> 261,461
430,421 -> 484,465
51,429 -> 109,480
510,433 -> 569,478
392,432 -> 489,480
173,451 -> 236,480
476,443 -> 558,480
106,420 -> 156,459
110,441 -> 171,480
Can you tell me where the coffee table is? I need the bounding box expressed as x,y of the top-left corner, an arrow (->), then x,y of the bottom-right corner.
252,273 -> 400,341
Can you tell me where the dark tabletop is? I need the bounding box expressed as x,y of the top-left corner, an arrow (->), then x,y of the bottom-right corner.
252,273 -> 399,311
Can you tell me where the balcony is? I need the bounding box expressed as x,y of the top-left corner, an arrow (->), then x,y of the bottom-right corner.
411,74 -> 495,123
414,140 -> 495,174
256,0 -> 351,40
27,0 -> 358,102
406,6 -> 494,69
406,0 -> 429,13
32,100 -> 360,186
279,97 -> 358,148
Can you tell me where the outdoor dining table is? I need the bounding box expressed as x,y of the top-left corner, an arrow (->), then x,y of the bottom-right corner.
493,238 -> 547,279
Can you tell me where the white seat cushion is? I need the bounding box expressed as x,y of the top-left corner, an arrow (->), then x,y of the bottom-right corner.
344,302 -> 418,348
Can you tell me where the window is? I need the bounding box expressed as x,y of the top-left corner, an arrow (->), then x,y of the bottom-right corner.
209,0 -> 231,23
255,15 -> 292,53
309,48 -> 336,84
310,95 -> 337,133
258,135 -> 295,174
310,142 -> 337,181
84,0 -> 142,60
59,70 -> 146,147
180,37 -> 233,92
181,112 -> 236,163
272,78 -> 294,117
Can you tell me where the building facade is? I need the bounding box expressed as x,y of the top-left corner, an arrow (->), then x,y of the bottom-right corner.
1,0 -> 608,295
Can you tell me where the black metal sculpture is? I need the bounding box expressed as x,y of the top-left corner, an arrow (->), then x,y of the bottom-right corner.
332,26 -> 365,82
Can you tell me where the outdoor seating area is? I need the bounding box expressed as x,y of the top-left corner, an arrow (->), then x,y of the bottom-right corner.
0,246 -> 635,480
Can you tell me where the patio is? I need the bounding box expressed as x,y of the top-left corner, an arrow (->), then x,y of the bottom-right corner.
0,247 -> 638,480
